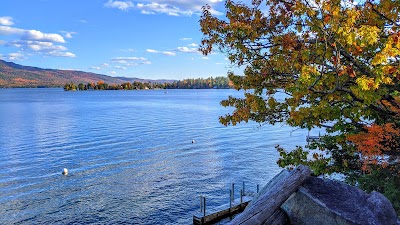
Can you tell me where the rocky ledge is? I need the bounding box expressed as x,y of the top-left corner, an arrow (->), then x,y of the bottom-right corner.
230,165 -> 399,225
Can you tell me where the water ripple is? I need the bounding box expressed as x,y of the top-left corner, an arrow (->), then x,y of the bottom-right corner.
0,89 -> 313,224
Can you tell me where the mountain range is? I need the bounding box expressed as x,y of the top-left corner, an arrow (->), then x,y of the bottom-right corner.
0,60 -> 174,88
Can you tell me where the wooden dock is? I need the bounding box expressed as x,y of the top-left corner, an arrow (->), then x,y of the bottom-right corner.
306,135 -> 321,142
306,129 -> 322,143
193,196 -> 253,225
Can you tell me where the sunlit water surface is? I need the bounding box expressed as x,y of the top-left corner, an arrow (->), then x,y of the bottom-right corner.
0,89 -> 310,224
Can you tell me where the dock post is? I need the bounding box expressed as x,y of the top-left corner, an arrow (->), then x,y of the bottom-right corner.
203,197 -> 206,217
200,195 -> 203,212
242,182 -> 245,196
240,190 -> 243,205
257,184 -> 259,193
229,190 -> 232,214
232,183 -> 234,200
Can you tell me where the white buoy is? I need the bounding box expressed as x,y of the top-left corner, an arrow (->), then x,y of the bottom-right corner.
62,168 -> 68,176
192,140 -> 195,144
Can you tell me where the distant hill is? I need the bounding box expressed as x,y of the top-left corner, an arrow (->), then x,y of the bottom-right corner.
0,60 -> 174,88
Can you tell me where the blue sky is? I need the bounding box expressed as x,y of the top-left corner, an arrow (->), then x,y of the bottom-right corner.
0,0 -> 232,80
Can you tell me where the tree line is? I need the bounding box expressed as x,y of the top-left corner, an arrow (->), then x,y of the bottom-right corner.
64,76 -> 232,91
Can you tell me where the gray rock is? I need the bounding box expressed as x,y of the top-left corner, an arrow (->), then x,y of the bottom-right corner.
281,177 -> 397,225
366,191 -> 397,224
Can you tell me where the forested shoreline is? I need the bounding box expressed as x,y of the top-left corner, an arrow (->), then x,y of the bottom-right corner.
64,76 -> 232,91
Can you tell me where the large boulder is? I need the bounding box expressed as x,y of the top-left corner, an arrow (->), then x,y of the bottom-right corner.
281,177 -> 398,225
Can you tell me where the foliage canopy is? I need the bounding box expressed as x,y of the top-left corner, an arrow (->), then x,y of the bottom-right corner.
200,0 -> 400,213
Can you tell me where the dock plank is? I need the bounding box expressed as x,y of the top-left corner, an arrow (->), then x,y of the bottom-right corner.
193,196 -> 252,225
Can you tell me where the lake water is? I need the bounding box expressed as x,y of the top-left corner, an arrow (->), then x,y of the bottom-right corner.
0,88 -> 310,224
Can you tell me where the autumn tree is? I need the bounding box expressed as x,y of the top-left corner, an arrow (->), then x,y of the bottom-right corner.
200,0 -> 400,212
87,82 -> 95,90
78,83 -> 85,91
122,82 -> 133,90
63,82 -> 77,91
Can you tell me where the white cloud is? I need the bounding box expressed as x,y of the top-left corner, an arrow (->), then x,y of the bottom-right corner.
141,10 -> 155,15
79,19 -> 88,24
61,31 -> 77,39
29,44 -> 65,51
115,65 -> 127,69
137,2 -> 190,16
188,43 -> 198,47
105,0 -> 134,10
9,52 -> 23,57
177,46 -> 199,53
8,52 -> 24,60
0,20 -> 73,61
201,56 -> 209,60
47,51 -> 76,58
0,26 -> 24,35
27,41 -> 66,51
121,48 -> 135,52
91,63 -> 110,70
5,40 -> 72,58
105,0 -> 223,16
113,60 -> 128,64
110,56 -> 150,66
23,30 -> 65,43
0,17 -> 14,26
0,26 -> 65,43
168,12 -> 179,16
111,71 -> 117,74
147,48 -> 176,56
145,0 -> 224,16
55,52 -> 76,58
146,49 -> 159,53
180,37 -> 192,41
162,51 -> 176,56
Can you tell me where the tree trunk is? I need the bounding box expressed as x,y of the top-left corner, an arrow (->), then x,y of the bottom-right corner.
229,165 -> 311,225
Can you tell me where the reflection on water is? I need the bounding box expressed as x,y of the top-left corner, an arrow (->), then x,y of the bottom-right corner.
0,88 -> 310,224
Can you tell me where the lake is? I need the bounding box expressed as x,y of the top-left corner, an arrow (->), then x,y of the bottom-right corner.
0,88 -> 310,224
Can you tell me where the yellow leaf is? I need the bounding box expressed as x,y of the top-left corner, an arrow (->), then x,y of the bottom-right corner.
356,76 -> 378,90
358,25 -> 380,45
300,65 -> 318,84
372,53 -> 386,66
